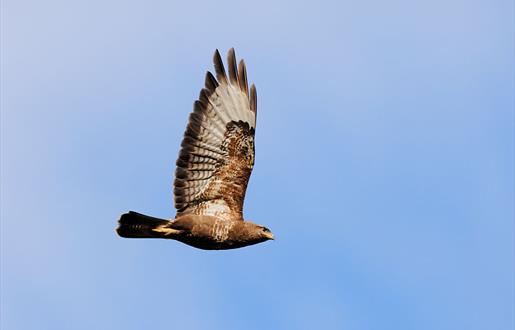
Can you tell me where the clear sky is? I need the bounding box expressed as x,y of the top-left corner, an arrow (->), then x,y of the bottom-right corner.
1,0 -> 513,329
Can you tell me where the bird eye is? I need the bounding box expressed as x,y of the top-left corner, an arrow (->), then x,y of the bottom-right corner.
262,227 -> 270,233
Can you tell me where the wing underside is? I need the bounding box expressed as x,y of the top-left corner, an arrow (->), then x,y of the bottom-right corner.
174,49 -> 257,221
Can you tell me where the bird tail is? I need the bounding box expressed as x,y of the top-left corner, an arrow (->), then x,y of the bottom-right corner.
116,211 -> 170,238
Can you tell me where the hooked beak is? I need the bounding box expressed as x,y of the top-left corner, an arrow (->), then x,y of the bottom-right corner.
264,232 -> 275,240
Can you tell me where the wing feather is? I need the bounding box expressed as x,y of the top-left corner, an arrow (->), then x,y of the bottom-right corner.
227,48 -> 239,85
213,49 -> 228,84
250,84 -> 257,114
238,59 -> 249,97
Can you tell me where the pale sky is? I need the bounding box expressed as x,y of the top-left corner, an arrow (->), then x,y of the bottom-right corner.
1,0 -> 514,329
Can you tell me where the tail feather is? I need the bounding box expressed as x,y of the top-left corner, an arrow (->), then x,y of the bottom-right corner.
116,211 -> 170,238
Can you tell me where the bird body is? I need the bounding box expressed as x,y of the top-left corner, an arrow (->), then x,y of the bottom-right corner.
117,211 -> 273,250
116,48 -> 274,250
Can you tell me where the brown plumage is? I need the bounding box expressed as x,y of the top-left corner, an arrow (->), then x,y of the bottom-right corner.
116,48 -> 274,250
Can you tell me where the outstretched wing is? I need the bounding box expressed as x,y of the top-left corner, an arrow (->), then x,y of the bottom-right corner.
174,48 -> 257,221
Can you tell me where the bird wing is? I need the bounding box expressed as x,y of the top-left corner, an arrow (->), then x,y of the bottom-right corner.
174,48 -> 257,221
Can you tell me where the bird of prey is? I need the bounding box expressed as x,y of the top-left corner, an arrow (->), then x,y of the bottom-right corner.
116,48 -> 274,250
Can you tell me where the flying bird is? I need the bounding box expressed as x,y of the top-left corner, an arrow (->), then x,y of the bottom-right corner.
116,48 -> 274,250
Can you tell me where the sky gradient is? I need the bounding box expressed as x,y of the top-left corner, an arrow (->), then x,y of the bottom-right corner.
1,0 -> 514,329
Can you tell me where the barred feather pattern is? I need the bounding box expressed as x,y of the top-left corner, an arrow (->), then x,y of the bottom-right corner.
174,48 -> 257,221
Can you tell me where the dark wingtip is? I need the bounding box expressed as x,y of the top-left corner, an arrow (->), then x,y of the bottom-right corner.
237,59 -> 248,96
205,71 -> 219,91
250,83 -> 257,113
227,48 -> 238,86
213,49 -> 228,84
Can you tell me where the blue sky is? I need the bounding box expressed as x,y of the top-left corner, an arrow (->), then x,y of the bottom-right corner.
1,0 -> 513,329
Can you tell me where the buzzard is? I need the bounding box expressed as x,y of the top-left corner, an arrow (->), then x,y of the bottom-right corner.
116,48 -> 274,250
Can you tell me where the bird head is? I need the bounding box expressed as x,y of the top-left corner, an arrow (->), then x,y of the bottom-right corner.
238,221 -> 275,244
260,226 -> 275,241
